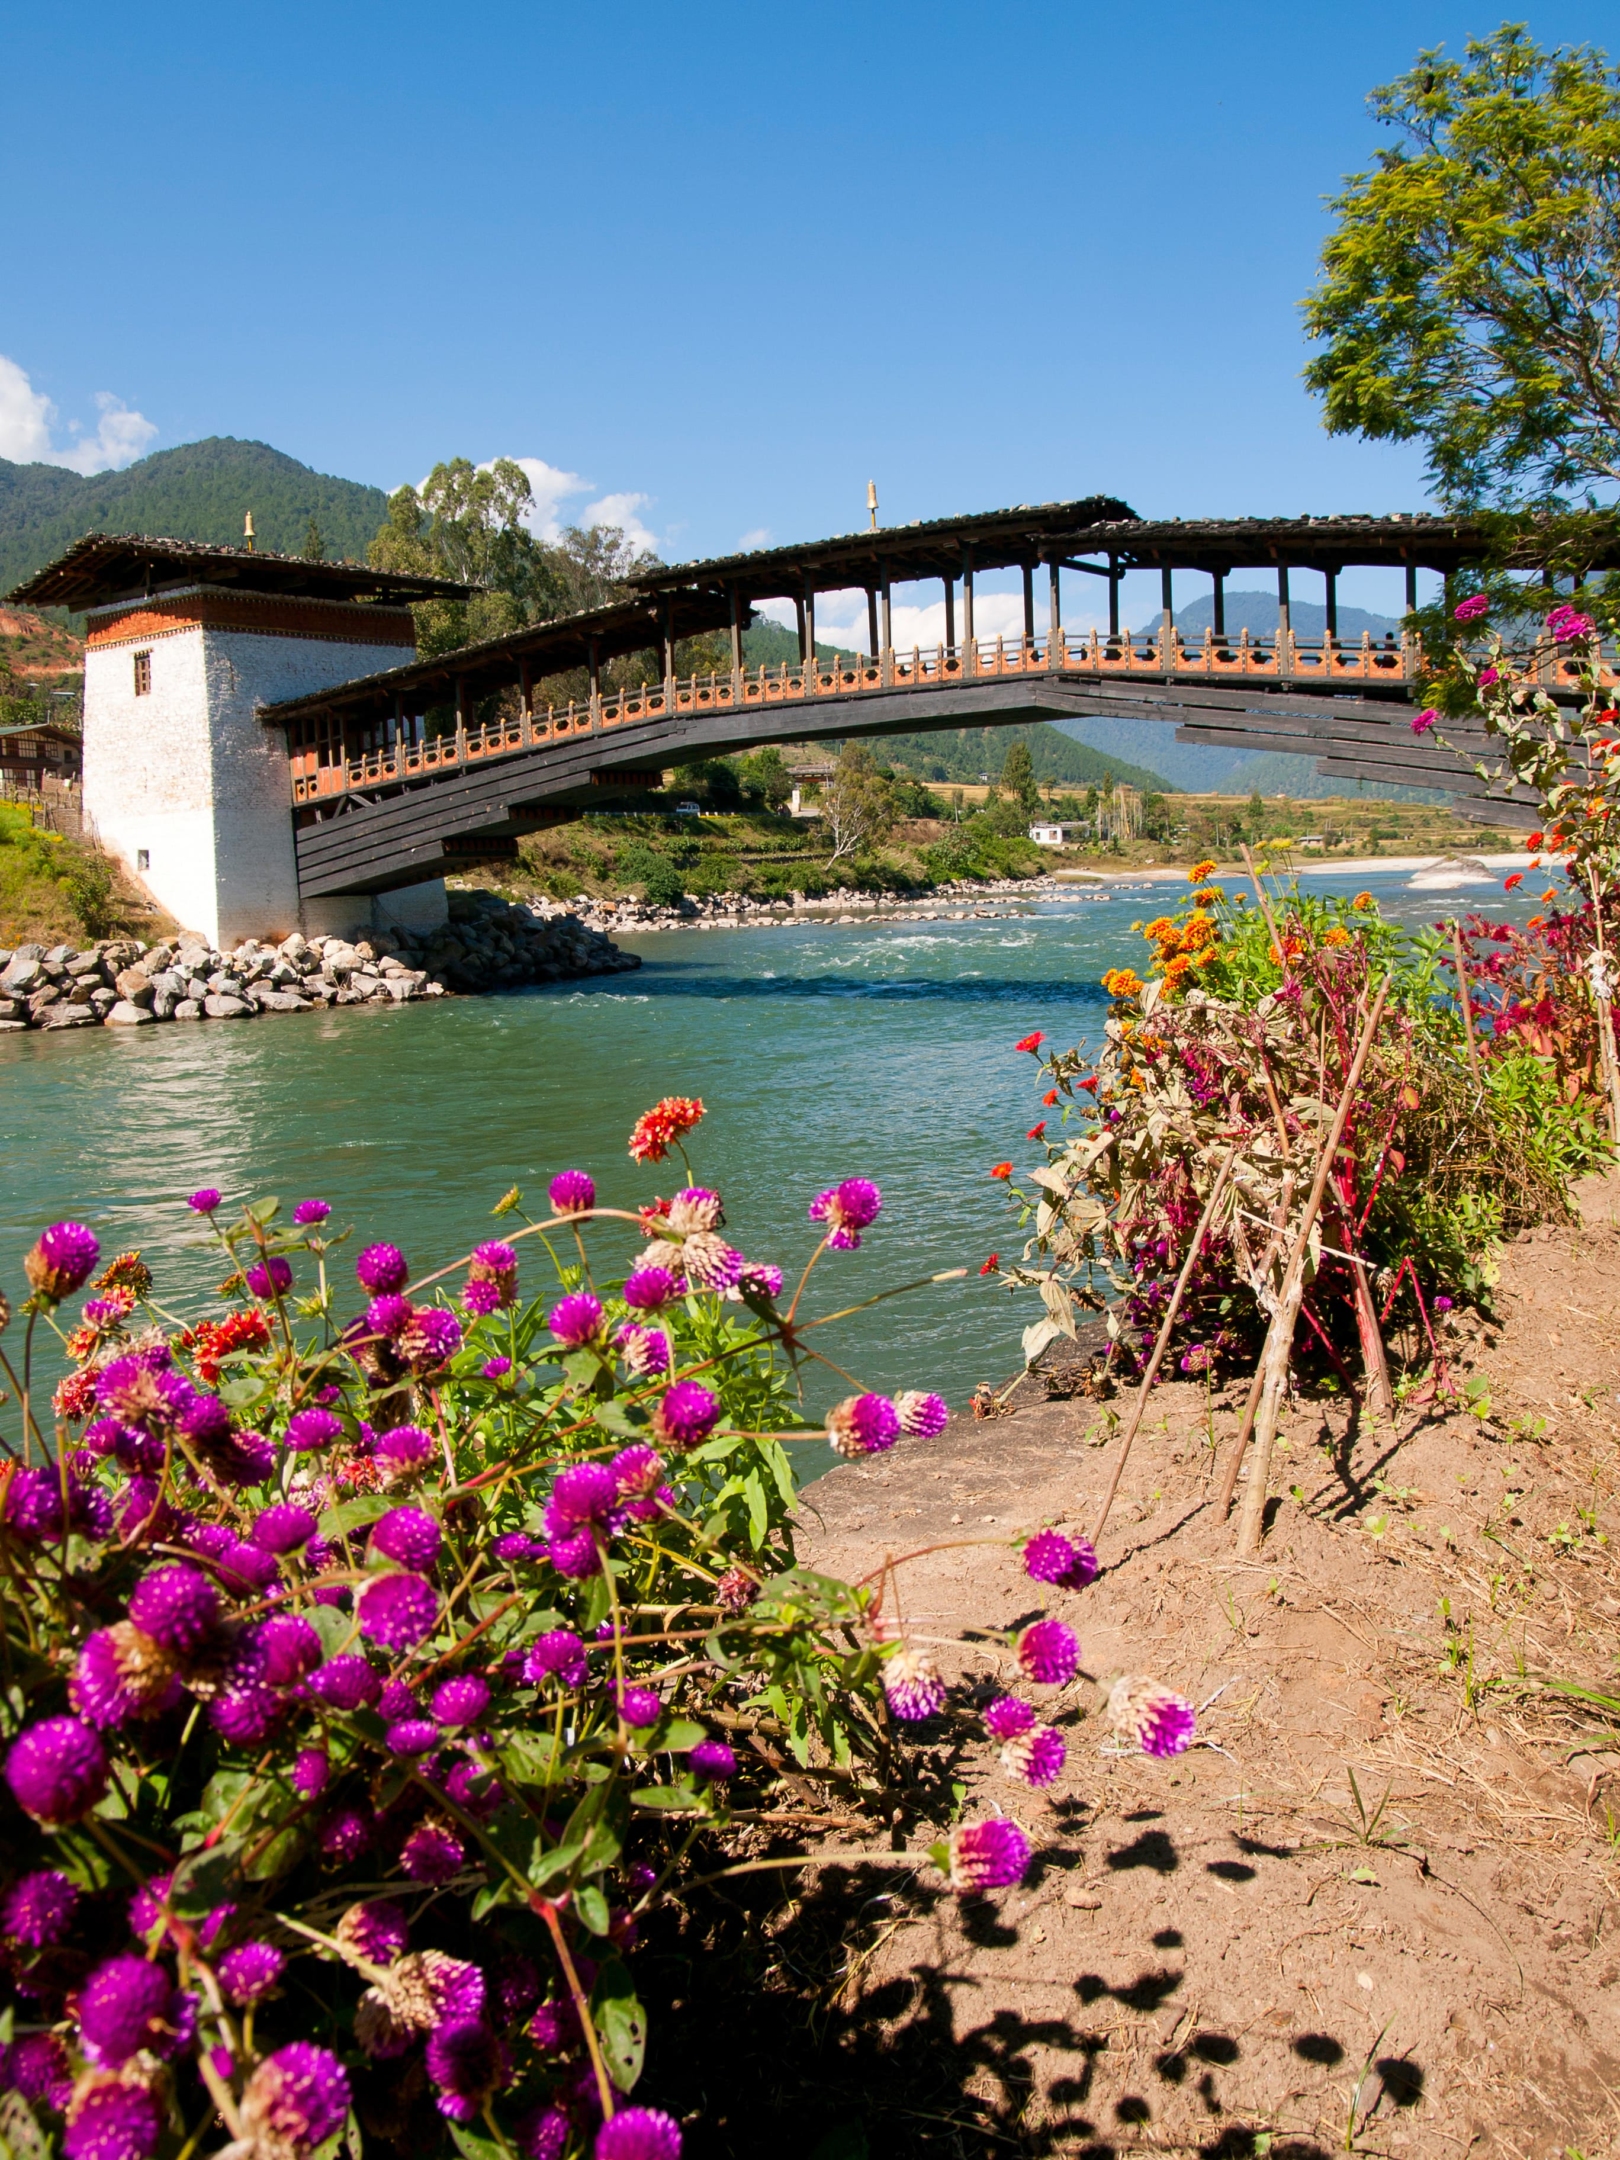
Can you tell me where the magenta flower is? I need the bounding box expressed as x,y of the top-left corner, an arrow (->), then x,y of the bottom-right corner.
481,1355 -> 513,1380
80,1955 -> 195,2066
947,1818 -> 1032,1893
245,1256 -> 293,1299
548,1461 -> 620,1530
365,1292 -> 412,1336
615,1321 -> 671,1378
1453,594 -> 1489,622
1410,707 -> 1439,735
252,1502 -> 318,1554
356,1243 -> 409,1293
983,1696 -> 1035,1741
893,1389 -> 948,1437
1000,1724 -> 1067,1787
826,1393 -> 901,1458
63,2078 -> 162,2160
24,1221 -> 100,1302
320,1809 -> 373,1861
128,1563 -> 220,1654
1107,1675 -> 1196,1758
293,1198 -> 331,1226
549,1169 -> 596,1214
882,1648 -> 947,1722
399,1306 -> 463,1370
238,2043 -> 351,2155
336,1899 -> 409,1966
219,1942 -> 287,2005
654,1379 -> 720,1448
258,1614 -> 323,1686
1548,602 -> 1596,643
70,1627 -> 178,1729
426,2020 -> 510,2121
523,1629 -> 587,1688
808,1176 -> 882,1250
1477,665 -> 1500,687
548,1290 -> 605,1347
462,1279 -> 502,1317
623,1266 -> 680,1311
689,1738 -> 736,1782
615,1684 -> 662,1727
374,1423 -> 434,1475
378,1678 -> 418,1720
431,1674 -> 490,1726
469,1239 -> 519,1301
285,1406 -> 343,1453
737,1259 -> 784,1299
518,2106 -> 571,2160
306,1655 -> 382,1710
292,1748 -> 330,1798
595,2111 -> 684,2160
370,1506 -> 442,1571
386,1719 -> 440,1757
1017,1618 -> 1079,1687
611,1445 -> 666,1512
492,1530 -> 542,1560
400,1822 -> 465,1883
187,1188 -> 222,1213
9,2033 -> 72,2110
2,1868 -> 78,1947
1023,1529 -> 1098,1590
358,1572 -> 440,1650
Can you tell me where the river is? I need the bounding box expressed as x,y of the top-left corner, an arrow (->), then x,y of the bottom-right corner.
0,867 -> 1529,1429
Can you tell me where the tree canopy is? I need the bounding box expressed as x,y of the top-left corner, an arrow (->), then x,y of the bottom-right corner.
1303,25 -> 1620,506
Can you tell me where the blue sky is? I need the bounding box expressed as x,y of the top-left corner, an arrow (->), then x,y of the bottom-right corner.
3,0 -> 1614,633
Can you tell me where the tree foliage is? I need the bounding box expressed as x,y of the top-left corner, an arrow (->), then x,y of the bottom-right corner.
821,742 -> 896,870
1303,25 -> 1620,505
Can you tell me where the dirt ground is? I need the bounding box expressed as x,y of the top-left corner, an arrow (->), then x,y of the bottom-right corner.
644,1175 -> 1620,2159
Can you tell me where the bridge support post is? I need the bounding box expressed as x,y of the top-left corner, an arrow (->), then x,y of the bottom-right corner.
588,637 -> 602,722
1048,557 -> 1062,658
1108,553 -> 1120,638
961,546 -> 975,668
1404,561 -> 1417,617
728,587 -> 743,673
879,568 -> 892,682
943,575 -> 955,654
1212,571 -> 1226,636
1325,567 -> 1339,640
803,577 -> 817,669
865,587 -> 879,659
1277,565 -> 1291,667
1160,567 -> 1174,668
1021,562 -> 1034,647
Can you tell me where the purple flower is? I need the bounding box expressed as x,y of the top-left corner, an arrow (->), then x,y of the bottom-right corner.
80,1956 -> 194,2066
1411,707 -> 1439,736
492,1531 -> 542,1561
211,1683 -> 283,1745
2,1868 -> 78,1947
462,1278 -> 502,1317
826,1393 -> 901,1458
983,1696 -> 1036,1741
238,2043 -> 351,2156
216,1428 -> 277,1488
245,1256 -> 293,1300
292,1747 -> 330,1797
378,1678 -> 418,1720
374,1423 -> 434,1476
128,1563 -> 220,1654
24,1222 -> 100,1302
336,1899 -> 408,1965
689,1738 -> 736,1782
259,1614 -> 323,1687
1017,1618 -> 1079,1687
219,1942 -> 287,2005
549,1169 -> 597,1215
285,1406 -> 343,1453
549,1528 -> 602,1578
893,1390 -> 948,1438
1477,665 -> 1500,687
481,1356 -> 513,1380
320,1809 -> 373,1861
307,1655 -> 383,1710
518,2107 -> 571,2160
548,1290 -> 605,1347
400,1305 -> 463,1370
63,2075 -> 163,2160
83,1296 -> 129,1328
359,1572 -> 440,1650
548,1461 -> 620,1530
524,1629 -> 588,1688
615,1684 -> 662,1728
612,1445 -> 667,1522
623,1266 -> 680,1311
883,1648 -> 948,1722
1107,1676 -> 1196,1758
469,1240 -> 519,1305
365,1292 -> 413,1337
371,1506 -> 442,1571
595,2107 -> 684,2160
386,1719 -> 440,1757
1453,593 -> 1489,623
400,1822 -> 465,1883
356,1243 -> 409,1294
1000,1723 -> 1067,1787
1548,602 -> 1596,643
432,1674 -> 490,1726
1023,1529 -> 1098,1590
253,1502 -> 318,1554
615,1321 -> 671,1377
9,2032 -> 72,2109
737,1260 -> 784,1299
293,1199 -> 331,1226
1435,1294 -> 1454,1313
808,1176 -> 882,1250
654,1379 -> 720,1450
70,1627 -> 178,1729
187,1188 -> 222,1213
947,1818 -> 1032,1893
425,2020 -> 510,2121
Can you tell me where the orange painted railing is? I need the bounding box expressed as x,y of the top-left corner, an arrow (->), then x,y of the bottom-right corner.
285,626 -> 1615,806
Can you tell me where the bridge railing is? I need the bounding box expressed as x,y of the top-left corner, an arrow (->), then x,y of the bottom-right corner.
286,626 -> 1613,806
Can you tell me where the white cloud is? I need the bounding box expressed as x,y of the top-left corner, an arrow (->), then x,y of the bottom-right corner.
762,586 -> 1051,653
504,456 -> 590,541
0,357 -> 156,473
581,490 -> 660,556
737,526 -> 772,551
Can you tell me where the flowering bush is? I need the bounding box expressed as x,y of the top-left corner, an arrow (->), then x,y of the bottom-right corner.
0,1105 -> 1191,2160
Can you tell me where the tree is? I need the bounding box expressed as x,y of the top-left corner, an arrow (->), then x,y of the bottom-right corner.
1001,738 -> 1040,814
739,745 -> 793,810
301,517 -> 326,561
821,741 -> 895,870
1303,27 -> 1620,504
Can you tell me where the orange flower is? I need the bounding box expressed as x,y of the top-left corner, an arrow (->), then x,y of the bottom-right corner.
1352,892 -> 1373,910
990,1162 -> 1014,1180
1324,925 -> 1350,948
1042,1088 -> 1059,1105
1026,1122 -> 1047,1140
95,1250 -> 152,1296
1540,888 -> 1558,902
628,1095 -> 706,1163
1014,1031 -> 1045,1053
1188,859 -> 1217,883
1164,953 -> 1193,978
980,1254 -> 1000,1275
1101,967 -> 1142,999
1527,832 -> 1544,848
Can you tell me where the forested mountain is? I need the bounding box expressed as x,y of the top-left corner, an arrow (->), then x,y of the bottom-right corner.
0,439 -> 389,596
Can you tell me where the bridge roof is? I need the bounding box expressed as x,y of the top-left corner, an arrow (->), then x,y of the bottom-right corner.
9,533 -> 473,612
629,507 -> 1519,598
259,587 -> 735,726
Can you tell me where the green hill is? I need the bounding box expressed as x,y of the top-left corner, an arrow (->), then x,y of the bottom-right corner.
0,439 -> 390,597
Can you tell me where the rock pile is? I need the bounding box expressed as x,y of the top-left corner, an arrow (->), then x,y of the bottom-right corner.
0,896 -> 637,1033
576,874 -> 1066,935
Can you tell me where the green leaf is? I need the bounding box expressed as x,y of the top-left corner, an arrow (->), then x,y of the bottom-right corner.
498,1730 -> 564,1787
218,1374 -> 271,1411
594,1960 -> 646,2092
592,1400 -> 648,1439
658,1720 -> 708,1753
309,1605 -> 354,1657
446,2124 -> 504,2160
630,1785 -> 697,1810
169,1844 -> 241,1916
246,1196 -> 281,1225
575,1883 -> 612,1936
319,1494 -> 394,1539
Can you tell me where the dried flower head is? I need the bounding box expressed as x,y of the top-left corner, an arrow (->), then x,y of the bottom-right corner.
946,1818 -> 1032,1893
1106,1675 -> 1196,1758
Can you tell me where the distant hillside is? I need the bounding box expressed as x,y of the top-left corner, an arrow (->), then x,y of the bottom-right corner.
0,439 -> 389,598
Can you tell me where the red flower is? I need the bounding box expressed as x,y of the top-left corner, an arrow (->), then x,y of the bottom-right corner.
1527,833 -> 1544,849
989,1163 -> 1013,1180
979,1254 -> 1000,1275
1026,1122 -> 1047,1141
628,1096 -> 705,1164
1041,1089 -> 1059,1106
1014,1032 -> 1045,1054
1504,873 -> 1524,891
1078,1075 -> 1099,1093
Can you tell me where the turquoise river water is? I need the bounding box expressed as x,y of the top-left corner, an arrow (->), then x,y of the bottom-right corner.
0,867 -> 1527,1422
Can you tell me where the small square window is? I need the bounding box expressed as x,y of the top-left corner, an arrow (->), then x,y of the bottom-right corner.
136,849 -> 150,871
133,651 -> 152,696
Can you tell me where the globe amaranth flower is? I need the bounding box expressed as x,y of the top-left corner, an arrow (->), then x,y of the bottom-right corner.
356,1243 -> 409,1294
387,1719 -> 440,1757
1000,1724 -> 1066,1787
623,1265 -> 681,1311
665,1187 -> 724,1235
187,1188 -> 223,1213
524,1629 -> 588,1688
628,1095 -> 704,1164
689,1738 -> 736,1783
654,1378 -> 720,1449
3,1868 -> 78,1947
258,1614 -> 323,1687
462,1278 -> 502,1317
252,1502 -> 318,1554
374,1423 -> 434,1479
893,1390 -> 948,1438
468,1238 -> 519,1303
219,1942 -> 287,2006
425,2021 -> 510,2121
353,1946 -> 483,2058
516,2106 -> 571,2160
547,1460 -> 620,1535
363,1292 -> 412,1339
615,1321 -> 671,1378
244,1256 -> 293,1300
736,1259 -> 783,1300
716,1566 -> 759,1615
481,1355 -> 513,1381
808,1176 -> 882,1250
25,1222 -> 100,1303
359,1571 -> 440,1650
826,1393 -> 900,1458
1017,1618 -> 1079,1687
548,1290 -> 605,1348
292,1198 -> 331,1226
883,1648 -> 948,1722
432,1674 -> 490,1726
983,1695 -> 1035,1741
80,1955 -> 195,2066
492,1530 -> 543,1562
400,1822 -> 465,1883
319,1809 -> 373,1862
947,1818 -> 1033,1894
1023,1529 -> 1098,1590
615,1684 -> 662,1728
71,1625 -> 181,1728
663,1229 -> 742,1293
128,1562 -> 221,1653
1107,1675 -> 1196,1758
64,2070 -> 164,2160
370,1505 -> 442,1571
285,1406 -> 343,1454
230,2043 -> 351,2160
399,1305 -> 462,1371
336,1899 -> 409,1968
1453,593 -> 1489,623
549,1169 -> 596,1214
292,1747 -> 330,1798
378,1678 -> 419,1720
5,1464 -> 109,1543
307,1654 -> 383,1710
8,2032 -> 73,2109
595,2107 -> 685,2160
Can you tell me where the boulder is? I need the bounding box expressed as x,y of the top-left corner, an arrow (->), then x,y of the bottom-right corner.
254,990 -> 312,1013
1,956 -> 43,995
173,999 -> 203,1021
204,995 -> 253,1019
28,986 -> 62,1019
89,988 -> 118,1015
46,1004 -> 98,1028
114,968 -> 154,1007
105,1001 -> 155,1026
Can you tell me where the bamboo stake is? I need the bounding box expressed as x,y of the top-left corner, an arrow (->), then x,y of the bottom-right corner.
1240,843 -> 1291,979
1236,975 -> 1392,1558
1092,1145 -> 1238,1542
1215,1169 -> 1294,1519
1587,866 -> 1620,1152
1451,919 -> 1482,1085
